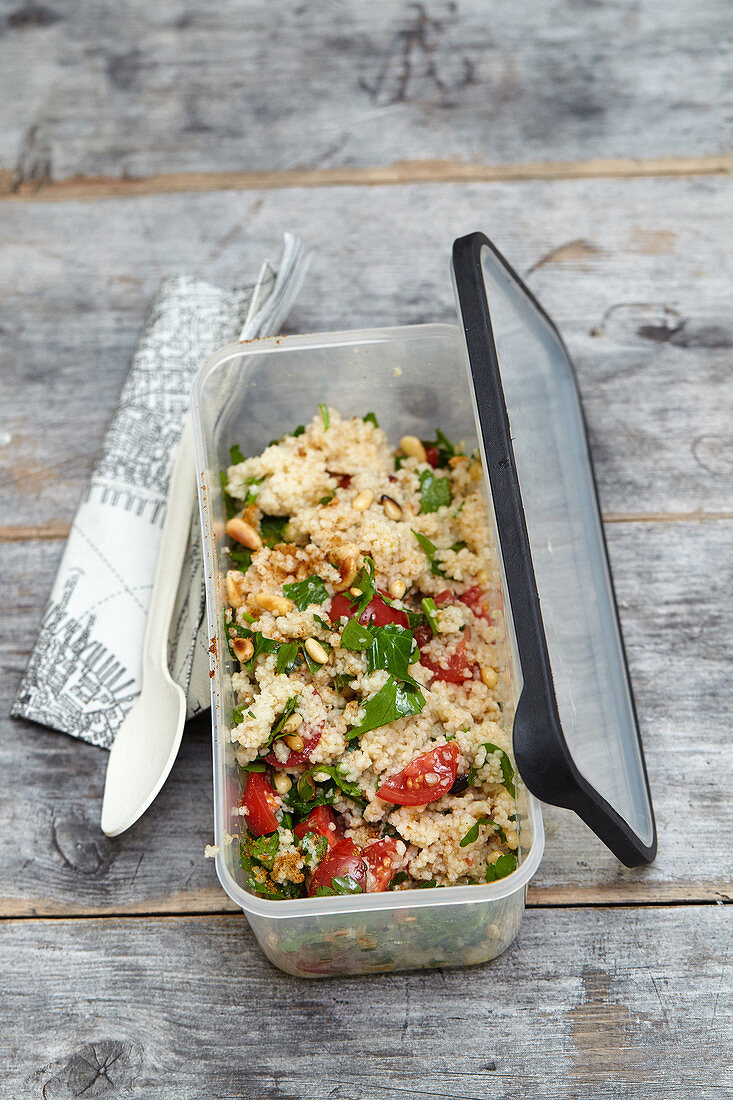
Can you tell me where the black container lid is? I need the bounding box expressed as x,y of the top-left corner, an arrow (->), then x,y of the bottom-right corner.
452,232 -> 656,866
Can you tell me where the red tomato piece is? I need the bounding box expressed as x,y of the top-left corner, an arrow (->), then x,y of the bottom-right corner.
329,591 -> 409,629
307,838 -> 368,897
337,474 -> 352,489
420,632 -> 475,683
425,445 -> 439,468
242,772 -> 280,836
363,838 -> 400,892
434,589 -> 455,606
264,721 -> 323,768
376,743 -> 460,806
293,805 -> 343,852
459,584 -> 491,622
413,622 -> 432,649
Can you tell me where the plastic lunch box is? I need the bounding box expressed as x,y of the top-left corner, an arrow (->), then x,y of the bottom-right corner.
191,232 -> 657,977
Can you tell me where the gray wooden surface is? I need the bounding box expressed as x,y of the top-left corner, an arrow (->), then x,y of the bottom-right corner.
1,2 -> 732,1095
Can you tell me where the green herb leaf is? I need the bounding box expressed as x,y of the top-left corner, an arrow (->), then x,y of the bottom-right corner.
267,696 -> 299,745
486,853 -> 517,882
418,469 -> 452,514
315,874 -> 363,897
421,597 -> 439,635
350,556 -> 377,618
388,871 -> 409,890
417,879 -> 438,889
300,765 -> 366,806
220,470 -> 239,520
229,544 -> 253,571
239,759 -> 266,773
248,832 -> 280,869
276,642 -> 300,675
319,491 -> 336,505
459,816 -> 507,847
240,844 -> 302,900
482,743 -> 516,798
297,830 -> 328,869
242,475 -> 265,507
340,618 -> 374,651
363,412 -> 379,428
318,403 -> 330,430
229,444 -> 245,465
452,501 -> 465,518
243,631 -> 279,670
260,514 -> 289,547
411,529 -> 447,577
421,428 -> 460,468
232,705 -> 244,725
292,424 -> 306,437
346,677 -> 425,740
367,624 -> 418,684
283,574 -> 329,610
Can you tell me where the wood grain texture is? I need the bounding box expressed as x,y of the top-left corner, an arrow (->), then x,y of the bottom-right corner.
3,518 -> 731,916
2,907 -> 732,1097
1,175 -> 732,533
1,0 -> 732,189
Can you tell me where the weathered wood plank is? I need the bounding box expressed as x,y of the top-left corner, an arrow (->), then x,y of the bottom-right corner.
1,175 -> 732,531
1,0 -> 732,190
2,518 -> 731,915
2,907 -> 731,1097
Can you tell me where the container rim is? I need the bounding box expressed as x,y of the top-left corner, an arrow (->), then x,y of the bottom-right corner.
191,322 -> 546,921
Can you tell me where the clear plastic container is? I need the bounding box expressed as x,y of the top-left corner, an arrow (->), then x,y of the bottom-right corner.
191,323 -> 545,977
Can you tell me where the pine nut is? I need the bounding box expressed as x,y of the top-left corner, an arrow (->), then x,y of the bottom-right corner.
352,489 -> 374,511
256,592 -> 294,615
380,494 -> 403,521
282,713 -> 303,734
389,579 -> 406,600
349,587 -> 363,597
304,638 -> 329,664
284,733 -> 305,752
226,517 -> 262,550
448,455 -> 469,468
424,772 -> 440,786
480,664 -> 498,689
333,555 -> 357,592
232,636 -> 254,662
273,772 -> 292,794
468,462 -> 483,482
399,436 -> 427,463
225,573 -> 243,608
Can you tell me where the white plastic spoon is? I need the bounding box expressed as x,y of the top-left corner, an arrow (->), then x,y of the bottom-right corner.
100,419 -> 196,836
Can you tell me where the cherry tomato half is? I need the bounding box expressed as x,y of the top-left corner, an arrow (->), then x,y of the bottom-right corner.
459,584 -> 491,622
420,633 -> 475,683
329,591 -> 409,629
376,743 -> 460,806
363,838 -> 400,891
242,772 -> 280,836
264,721 -> 323,768
307,838 -> 368,897
293,805 -> 343,852
425,446 -> 439,468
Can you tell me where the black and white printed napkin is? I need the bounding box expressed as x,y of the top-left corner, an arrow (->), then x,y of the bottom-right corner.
12,234 -> 310,748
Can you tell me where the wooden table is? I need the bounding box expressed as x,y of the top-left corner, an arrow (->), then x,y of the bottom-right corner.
2,2 -> 731,1095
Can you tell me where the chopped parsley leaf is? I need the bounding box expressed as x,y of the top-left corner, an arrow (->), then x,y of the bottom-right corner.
315,874 -> 363,897
340,618 -> 374,651
418,468 -> 452,514
346,677 -> 425,740
283,574 -> 329,610
266,696 -> 299,745
486,853 -> 517,882
363,412 -> 379,428
412,529 -> 447,577
292,424 -> 306,437
260,514 -> 289,547
275,641 -> 300,675
229,443 -> 245,465
482,743 -> 516,798
459,817 -> 507,847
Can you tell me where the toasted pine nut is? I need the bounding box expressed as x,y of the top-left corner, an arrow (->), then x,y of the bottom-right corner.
448,455 -> 469,468
333,555 -> 357,592
399,435 -> 427,463
480,664 -> 498,689
380,494 -> 403,521
424,772 -> 440,787
352,489 -> 374,511
256,592 -> 294,615
232,637 -> 254,662
304,638 -> 329,665
226,517 -> 262,550
282,713 -> 303,735
273,772 -> 292,794
477,569 -> 490,585
468,461 -> 483,482
389,579 -> 406,600
284,733 -> 305,752
349,587 -> 363,597
225,573 -> 243,608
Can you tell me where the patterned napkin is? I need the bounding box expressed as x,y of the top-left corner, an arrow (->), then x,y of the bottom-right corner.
12,235 -> 310,748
